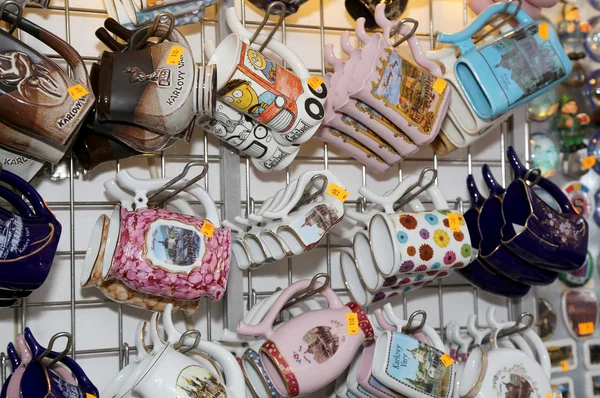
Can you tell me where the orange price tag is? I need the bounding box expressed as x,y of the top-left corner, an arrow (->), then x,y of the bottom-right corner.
539,22 -> 549,40
560,360 -> 569,372
307,76 -> 324,91
86,394 -> 97,398
433,78 -> 448,94
582,155 -> 596,170
326,183 -> 349,202
201,220 -> 215,238
346,313 -> 359,334
579,321 -> 595,336
440,353 -> 455,367
166,45 -> 185,65
447,213 -> 461,232
67,84 -> 89,101
546,395 -> 553,398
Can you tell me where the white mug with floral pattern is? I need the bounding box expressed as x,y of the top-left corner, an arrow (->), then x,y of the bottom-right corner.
364,174 -> 472,277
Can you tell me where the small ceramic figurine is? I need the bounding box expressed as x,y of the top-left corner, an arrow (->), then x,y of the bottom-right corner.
558,3 -> 592,60
558,94 -> 590,153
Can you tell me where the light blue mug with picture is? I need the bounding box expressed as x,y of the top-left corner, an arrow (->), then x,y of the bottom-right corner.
436,2 -> 571,120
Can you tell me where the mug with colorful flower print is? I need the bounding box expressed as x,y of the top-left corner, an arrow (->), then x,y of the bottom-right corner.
364,174 -> 472,277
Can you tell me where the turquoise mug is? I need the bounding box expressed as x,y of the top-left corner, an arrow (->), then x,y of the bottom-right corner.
437,2 -> 571,120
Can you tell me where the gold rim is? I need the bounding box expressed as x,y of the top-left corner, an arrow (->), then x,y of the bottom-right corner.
242,352 -> 272,397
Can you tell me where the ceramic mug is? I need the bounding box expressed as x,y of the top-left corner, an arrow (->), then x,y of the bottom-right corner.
371,330 -> 455,398
457,175 -> 531,298
0,169 -> 61,291
501,147 -> 588,272
237,278 -> 374,397
348,9 -> 451,146
458,329 -> 552,398
0,11 -> 94,164
210,8 -> 327,144
366,174 -> 471,277
436,3 -> 571,120
89,173 -> 231,301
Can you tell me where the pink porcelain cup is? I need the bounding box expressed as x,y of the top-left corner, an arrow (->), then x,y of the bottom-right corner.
237,278 -> 374,397
100,203 -> 231,301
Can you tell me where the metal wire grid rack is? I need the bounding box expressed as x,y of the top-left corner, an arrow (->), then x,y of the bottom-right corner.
0,0 -> 531,390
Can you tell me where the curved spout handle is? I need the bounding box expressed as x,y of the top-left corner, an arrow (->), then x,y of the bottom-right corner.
482,164 -> 505,195
466,175 -> 485,208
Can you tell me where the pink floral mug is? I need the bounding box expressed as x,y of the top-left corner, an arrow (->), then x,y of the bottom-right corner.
92,188 -> 231,301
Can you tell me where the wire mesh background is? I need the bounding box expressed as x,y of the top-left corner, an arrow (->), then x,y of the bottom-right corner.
0,0 -> 545,393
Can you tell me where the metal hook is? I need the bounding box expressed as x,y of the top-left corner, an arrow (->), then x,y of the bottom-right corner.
523,168 -> 542,187
145,161 -> 209,208
282,273 -> 331,310
174,329 -> 201,354
249,1 -> 286,53
291,174 -> 329,212
402,310 -> 427,334
38,332 -> 73,369
135,12 -> 175,51
480,312 -> 534,344
0,1 -> 23,35
473,0 -> 523,44
390,18 -> 419,47
394,168 -> 438,210
122,343 -> 130,368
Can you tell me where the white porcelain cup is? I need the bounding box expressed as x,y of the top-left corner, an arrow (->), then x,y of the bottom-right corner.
459,329 -> 552,398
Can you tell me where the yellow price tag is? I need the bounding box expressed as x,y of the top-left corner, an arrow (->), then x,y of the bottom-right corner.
560,360 -> 569,372
307,76 -> 324,91
546,395 -> 553,398
447,213 -> 461,232
86,394 -> 97,398
166,45 -> 185,66
346,313 -> 359,335
326,183 -> 349,202
440,353 -> 455,367
201,220 -> 215,238
433,78 -> 448,94
67,84 -> 89,101
539,22 -> 549,40
582,155 -> 597,170
579,321 -> 595,336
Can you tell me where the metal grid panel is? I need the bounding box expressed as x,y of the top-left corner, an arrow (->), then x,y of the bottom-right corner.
0,0 -> 530,391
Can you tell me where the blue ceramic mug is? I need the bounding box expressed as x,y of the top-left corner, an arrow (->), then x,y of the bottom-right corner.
502,147 -> 588,272
457,175 -> 531,298
0,342 -> 20,398
0,169 -> 61,291
478,164 -> 558,285
22,328 -> 99,397
437,2 -> 571,120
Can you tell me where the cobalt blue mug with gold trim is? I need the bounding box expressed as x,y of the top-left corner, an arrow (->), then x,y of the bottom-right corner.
437,2 -> 571,120
478,164 -> 558,285
457,175 -> 531,297
503,147 -> 588,272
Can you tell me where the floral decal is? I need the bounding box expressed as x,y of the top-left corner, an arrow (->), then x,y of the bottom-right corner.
433,229 -> 450,248
407,246 -> 416,256
453,231 -> 464,242
399,214 -> 418,230
415,274 -> 424,281
461,244 -> 471,258
438,210 -> 451,215
431,262 -> 441,270
419,229 -> 430,239
397,231 -> 409,243
415,264 -> 427,272
400,260 -> 415,272
383,276 -> 397,287
425,213 -> 438,225
444,251 -> 456,265
419,244 -> 433,261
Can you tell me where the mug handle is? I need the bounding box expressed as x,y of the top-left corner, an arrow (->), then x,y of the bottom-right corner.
354,18 -> 371,45
507,147 -> 575,214
196,340 -> 246,398
482,164 -> 505,196
237,279 -> 344,337
341,30 -> 361,58
23,328 -> 98,395
374,4 -> 443,77
466,175 -> 485,209
1,12 -> 90,88
0,169 -> 52,217
359,172 -> 449,211
436,2 -> 534,54
0,186 -> 34,217
225,7 -> 311,80
6,342 -> 20,371
325,43 -> 345,72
